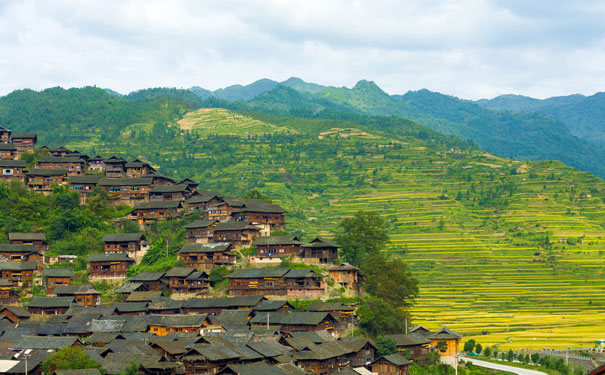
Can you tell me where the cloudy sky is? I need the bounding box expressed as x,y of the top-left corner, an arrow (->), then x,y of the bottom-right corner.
0,0 -> 604,99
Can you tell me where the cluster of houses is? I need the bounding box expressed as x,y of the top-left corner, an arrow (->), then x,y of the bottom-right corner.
0,291 -> 463,375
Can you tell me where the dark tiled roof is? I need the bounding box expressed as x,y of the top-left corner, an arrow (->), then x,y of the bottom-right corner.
10,132 -> 37,139
8,232 -> 46,241
387,333 -> 431,347
27,168 -> 67,176
27,296 -> 74,308
328,262 -> 359,271
54,284 -> 100,296
101,233 -> 145,242
128,272 -> 165,282
42,268 -> 75,278
234,199 -> 287,214
132,201 -> 183,210
38,156 -> 85,164
0,160 -> 26,167
302,237 -> 341,248
250,312 -> 331,326
86,253 -> 134,263
373,353 -> 411,366
183,296 -> 265,309
0,244 -> 37,253
98,178 -> 153,186
307,302 -> 355,312
67,175 -> 101,184
183,219 -> 218,229
12,335 -> 78,350
164,267 -> 196,278
103,156 -> 127,164
125,291 -> 163,302
0,306 -> 30,318
0,143 -> 17,150
0,261 -> 37,271
226,268 -> 290,279
253,300 -> 293,312
148,314 -> 208,327
252,236 -> 302,246
55,369 -> 102,375
178,243 -> 232,253
149,185 -> 189,193
427,327 -> 462,340
113,302 -> 148,313
214,221 -> 261,231
114,282 -> 144,294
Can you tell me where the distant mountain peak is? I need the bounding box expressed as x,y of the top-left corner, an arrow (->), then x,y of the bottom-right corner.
352,80 -> 386,94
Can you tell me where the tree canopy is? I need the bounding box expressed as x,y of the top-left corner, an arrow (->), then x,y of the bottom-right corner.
335,211 -> 390,267
41,346 -> 101,375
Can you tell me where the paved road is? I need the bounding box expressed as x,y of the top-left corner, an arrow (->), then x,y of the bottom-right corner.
461,357 -> 549,375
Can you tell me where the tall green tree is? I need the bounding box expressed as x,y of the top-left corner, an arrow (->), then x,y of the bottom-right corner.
357,296 -> 407,337
362,256 -> 419,310
41,346 -> 100,375
335,211 -> 389,267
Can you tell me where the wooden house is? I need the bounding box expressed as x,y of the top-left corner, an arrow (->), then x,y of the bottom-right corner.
163,267 -> 210,294
302,237 -> 340,264
0,279 -> 18,304
149,184 -> 190,202
182,296 -> 266,315
184,219 -> 218,243
87,253 -> 135,279
125,159 -> 155,177
55,284 -> 101,306
127,272 -> 166,291
147,314 -> 214,336
68,175 -> 101,203
87,155 -> 105,172
144,172 -> 175,186
230,199 -> 287,231
328,263 -> 360,289
227,268 -> 324,297
386,333 -> 431,359
0,160 -> 26,181
207,197 -> 245,221
10,132 -> 37,153
213,221 -> 261,249
26,168 -> 67,193
371,353 -> 411,375
218,363 -> 306,375
252,300 -> 294,314
102,232 -> 148,261
42,267 -> 75,293
307,302 -> 356,328
185,190 -> 223,212
250,312 -> 338,334
252,235 -> 304,258
103,156 -> 127,178
428,328 -> 462,357
0,244 -> 44,267
37,156 -> 86,176
129,201 -> 183,226
98,177 -> 153,205
0,143 -> 18,160
177,177 -> 199,191
177,242 -> 236,271
181,345 -> 241,375
292,341 -> 353,374
8,232 -> 48,251
46,146 -> 72,157
0,305 -> 30,323
0,126 -> 11,143
26,296 -> 74,315
337,337 -> 377,367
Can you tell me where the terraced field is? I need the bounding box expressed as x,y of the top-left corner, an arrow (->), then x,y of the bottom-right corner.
67,108 -> 605,349
175,108 -> 296,135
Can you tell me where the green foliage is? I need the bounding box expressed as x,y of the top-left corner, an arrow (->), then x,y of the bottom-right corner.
41,346 -> 101,375
336,211 -> 390,267
464,339 -> 477,353
507,349 -> 515,362
375,336 -> 398,357
483,346 -> 491,357
243,189 -> 272,202
120,361 -> 139,375
436,341 -> 448,353
209,266 -> 230,286
357,296 -> 407,337
474,343 -> 482,355
362,255 -> 419,310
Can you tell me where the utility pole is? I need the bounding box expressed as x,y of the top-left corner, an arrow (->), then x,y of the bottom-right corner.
266,313 -> 270,330
405,318 -> 408,334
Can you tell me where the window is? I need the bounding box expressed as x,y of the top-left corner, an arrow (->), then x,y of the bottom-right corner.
2,169 -> 12,175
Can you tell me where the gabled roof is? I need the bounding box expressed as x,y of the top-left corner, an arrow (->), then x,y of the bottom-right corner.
0,143 -> 16,150
293,341 -> 352,361
132,201 -> 183,210
210,310 -> 251,330
10,132 -> 37,139
54,284 -> 100,296
8,232 -> 47,241
113,302 -> 148,313
42,268 -> 76,278
387,333 -> 431,347
177,178 -> 198,186
337,337 -> 377,352
219,362 -> 304,375
125,291 -> 163,302
0,306 -> 31,318
0,261 -> 38,271
428,327 -> 462,340
89,319 -> 125,333
283,269 -> 320,279
27,296 -> 74,308
183,296 -> 265,309
55,369 -> 102,375
328,262 -> 359,272
0,244 -> 38,253
183,219 -> 218,229
214,221 -> 261,231
128,271 -> 165,282
11,335 -> 79,350
253,300 -> 293,312
38,156 -> 85,164
103,156 -> 127,164
86,253 -> 134,263
372,353 -> 411,366
0,160 -> 26,167
164,267 -> 196,278
307,302 -> 355,312
186,193 -> 223,204
67,175 -> 101,184
226,268 -> 291,279
250,312 -> 333,326
27,168 -> 67,176
252,236 -> 303,246
178,242 -> 233,254
98,177 -> 153,186
101,233 -> 145,242
114,282 -> 144,294
125,159 -> 152,168
184,344 -> 240,361
302,237 -> 340,248
149,184 -> 190,193
246,340 -> 292,358
186,271 -> 210,281
148,314 -> 209,327
233,199 -> 287,214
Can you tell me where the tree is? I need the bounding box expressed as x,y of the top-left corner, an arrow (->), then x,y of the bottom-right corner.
507,349 -> 514,362
475,343 -> 483,355
376,336 -> 398,357
436,341 -> 448,353
243,189 -> 272,202
362,256 -> 419,310
335,211 -> 389,267
41,346 -> 100,375
121,361 -> 139,375
463,339 -> 476,353
357,296 -> 407,337
483,346 -> 491,357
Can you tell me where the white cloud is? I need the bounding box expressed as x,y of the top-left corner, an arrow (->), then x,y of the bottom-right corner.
0,0 -> 603,99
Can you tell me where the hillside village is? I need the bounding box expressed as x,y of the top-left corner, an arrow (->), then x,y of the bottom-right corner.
0,126 -> 469,374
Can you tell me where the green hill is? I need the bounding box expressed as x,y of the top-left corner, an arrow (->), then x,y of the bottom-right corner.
1,87 -> 605,349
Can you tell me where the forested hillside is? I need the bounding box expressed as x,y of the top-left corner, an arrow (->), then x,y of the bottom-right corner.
1,87 -> 604,348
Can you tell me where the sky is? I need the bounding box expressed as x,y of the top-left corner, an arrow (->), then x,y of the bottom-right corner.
0,0 -> 604,99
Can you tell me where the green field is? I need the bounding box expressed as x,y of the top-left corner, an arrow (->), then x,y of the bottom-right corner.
61,107 -> 605,349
